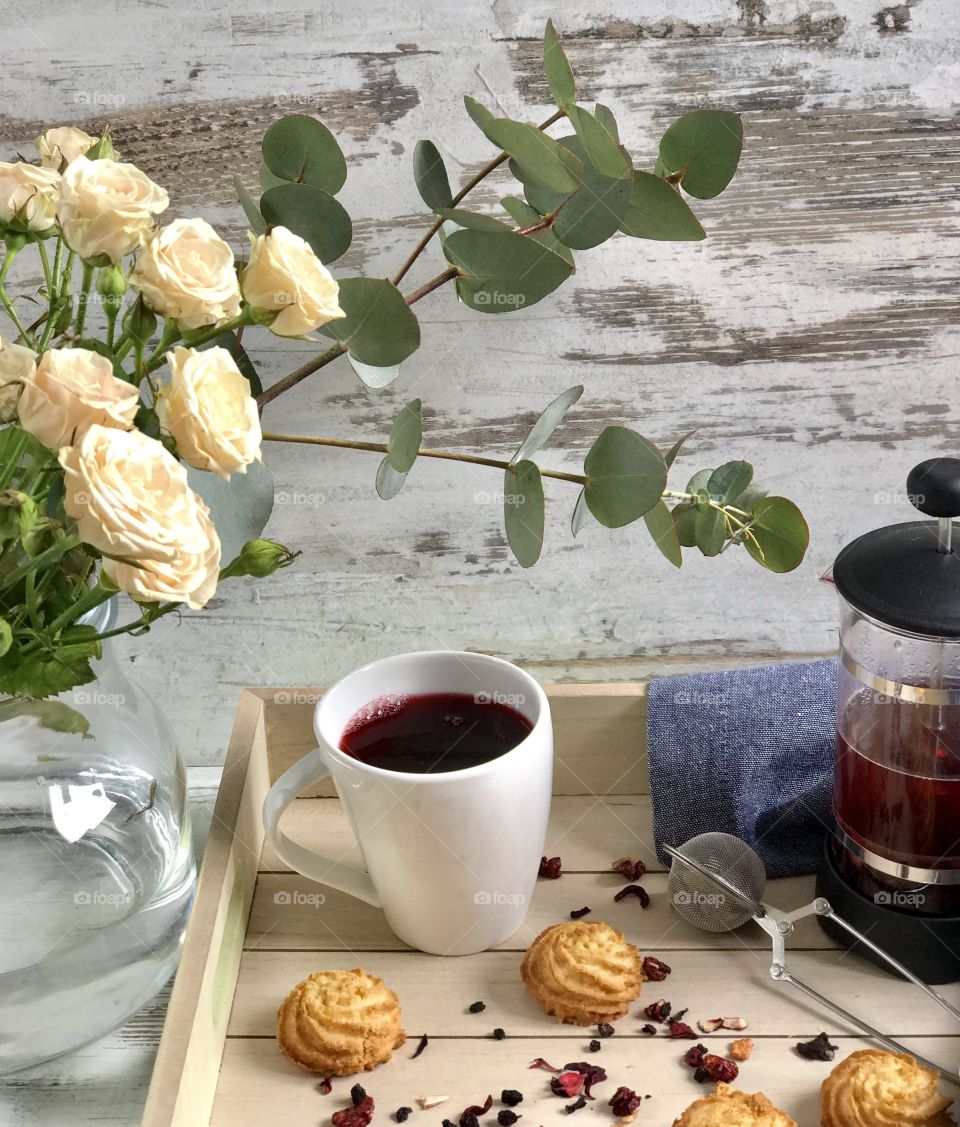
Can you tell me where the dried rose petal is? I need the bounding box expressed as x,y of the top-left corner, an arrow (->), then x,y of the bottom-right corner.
669,1021 -> 698,1040
529,1057 -> 561,1073
641,955 -> 671,982
609,1086 -> 642,1117
418,1095 -> 450,1110
332,1095 -> 375,1127
796,1032 -> 838,1061
682,1043 -> 708,1069
701,1054 -> 739,1084
697,1018 -> 723,1033
722,1017 -> 748,1031
613,884 -> 650,908
642,999 -> 671,1023
612,858 -> 646,881
730,1038 -> 753,1061
460,1095 -> 493,1124
539,855 -> 562,879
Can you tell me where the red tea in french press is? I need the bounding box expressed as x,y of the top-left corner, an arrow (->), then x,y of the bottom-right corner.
817,458 -> 960,983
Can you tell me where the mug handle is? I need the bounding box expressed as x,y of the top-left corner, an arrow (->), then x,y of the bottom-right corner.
262,747 -> 382,907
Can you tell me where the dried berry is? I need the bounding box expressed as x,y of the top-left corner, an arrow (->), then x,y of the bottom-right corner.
497,1113 -> 520,1126
569,906 -> 591,919
613,884 -> 650,907
641,955 -> 671,982
460,1095 -> 493,1123
394,1110 -> 412,1124
609,1086 -> 642,1117
693,1066 -> 709,1084
796,1032 -> 838,1061
640,1024 -> 657,1036
539,855 -> 562,879
460,1116 -> 479,1127
669,1021 -> 698,1039
411,1034 -> 428,1058
682,1043 -> 708,1069
333,1095 -> 375,1127
597,1023 -> 615,1038
612,858 -> 646,881
701,1054 -> 739,1084
642,999 -> 671,1023
442,1121 -> 457,1127
730,1038 -> 753,1061
501,1089 -> 524,1106
588,1039 -> 601,1052
468,1000 -> 486,1013
565,1096 -> 586,1114
350,1085 -> 367,1107
698,1017 -> 724,1033
318,1077 -> 333,1095
528,1058 -> 561,1073
492,1027 -> 506,1040
722,1017 -> 748,1031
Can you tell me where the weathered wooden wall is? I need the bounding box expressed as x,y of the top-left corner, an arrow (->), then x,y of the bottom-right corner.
1,0 -> 958,769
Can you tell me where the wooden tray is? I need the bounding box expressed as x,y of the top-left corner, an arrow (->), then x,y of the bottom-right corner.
142,685 -> 960,1126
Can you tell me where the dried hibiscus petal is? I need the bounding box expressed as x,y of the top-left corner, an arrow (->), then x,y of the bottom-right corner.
796,1032 -> 838,1061
550,1072 -> 585,1099
563,1062 -> 607,1098
460,1095 -> 493,1123
643,999 -> 671,1023
609,1086 -> 642,1117
612,858 -> 646,881
641,955 -> 671,982
669,1022 -> 698,1040
318,1077 -> 333,1095
529,1058 -> 561,1073
332,1095 -> 375,1127
683,1043 -> 708,1069
701,1054 -> 739,1084
613,884 -> 650,908
539,855 -> 562,879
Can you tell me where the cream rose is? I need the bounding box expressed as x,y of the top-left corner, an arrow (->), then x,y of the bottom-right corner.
59,425 -> 221,610
0,336 -> 36,422
241,225 -> 345,337
35,126 -> 96,170
18,346 -> 139,450
130,218 -> 241,330
0,162 -> 60,233
56,156 -> 168,262
158,346 -> 261,479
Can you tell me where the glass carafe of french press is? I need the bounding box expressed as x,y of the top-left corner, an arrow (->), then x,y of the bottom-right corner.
818,458 -> 960,983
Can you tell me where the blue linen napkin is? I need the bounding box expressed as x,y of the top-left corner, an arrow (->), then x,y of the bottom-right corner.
646,658 -> 838,877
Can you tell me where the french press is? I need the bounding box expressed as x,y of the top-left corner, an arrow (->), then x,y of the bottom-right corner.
818,458 -> 960,983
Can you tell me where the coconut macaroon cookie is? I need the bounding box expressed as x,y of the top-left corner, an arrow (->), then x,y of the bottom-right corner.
821,1050 -> 953,1127
276,968 -> 405,1075
521,920 -> 642,1025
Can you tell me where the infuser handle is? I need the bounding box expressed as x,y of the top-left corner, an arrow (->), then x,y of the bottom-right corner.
907,458 -> 960,554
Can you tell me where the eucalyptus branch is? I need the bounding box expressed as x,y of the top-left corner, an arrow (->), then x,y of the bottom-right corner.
403,266 -> 460,306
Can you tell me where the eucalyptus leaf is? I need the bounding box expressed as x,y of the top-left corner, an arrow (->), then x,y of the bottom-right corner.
619,171 -> 706,241
260,183 -> 352,264
261,114 -> 347,195
348,356 -> 400,389
686,468 -> 714,497
673,503 -> 698,547
513,385 -> 583,463
464,95 -> 494,131
386,399 -> 422,473
376,459 -> 408,500
594,103 -> 620,143
187,459 -> 274,565
525,135 -> 630,250
571,488 -> 590,537
744,497 -> 809,573
658,109 -> 743,200
707,460 -> 753,503
500,196 -> 573,264
259,162 -> 288,193
435,208 -> 512,232
483,118 -> 583,194
695,505 -> 726,557
413,140 -> 453,211
504,459 -> 545,567
665,430 -> 695,469
566,104 -> 631,180
318,277 -> 421,366
583,426 -> 667,528
443,229 -> 573,313
544,19 -> 576,108
233,177 -> 266,234
644,500 -> 682,568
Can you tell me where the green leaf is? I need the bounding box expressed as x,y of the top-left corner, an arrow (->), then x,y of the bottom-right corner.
504,459 -> 545,567
525,135 -> 630,250
665,431 -> 694,469
695,505 -> 726,556
658,110 -> 743,200
583,426 -> 667,528
483,118 -> 583,194
0,618 -> 10,656
376,460 -> 408,500
233,177 -> 266,235
571,488 -> 590,537
0,628 -> 99,698
318,277 -> 421,366
513,385 -> 583,463
673,503 -> 697,547
413,140 -> 453,211
187,460 -> 275,564
464,95 -> 494,131
644,500 -> 682,568
85,130 -> 116,161
386,399 -> 422,473
707,460 -> 753,503
259,183 -> 352,264
259,162 -> 288,193
500,196 -> 573,264
566,104 -> 631,180
435,208 -> 513,232
0,697 -> 90,736
443,229 -> 573,313
201,329 -> 263,399
348,357 -> 401,389
121,296 -> 157,347
744,497 -> 809,573
686,468 -> 713,497
593,103 -> 620,143
619,172 -> 706,241
261,114 -> 347,195
544,19 -> 576,108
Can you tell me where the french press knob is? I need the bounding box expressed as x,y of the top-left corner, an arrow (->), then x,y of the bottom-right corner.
906,457 -> 960,554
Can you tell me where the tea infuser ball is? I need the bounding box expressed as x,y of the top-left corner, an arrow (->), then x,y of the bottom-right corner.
666,831 -> 766,932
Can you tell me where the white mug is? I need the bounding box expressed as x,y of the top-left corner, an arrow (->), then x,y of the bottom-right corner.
262,651 -> 553,955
